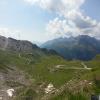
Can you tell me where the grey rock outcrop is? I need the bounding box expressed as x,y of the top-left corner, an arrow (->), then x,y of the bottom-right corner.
0,35 -> 38,52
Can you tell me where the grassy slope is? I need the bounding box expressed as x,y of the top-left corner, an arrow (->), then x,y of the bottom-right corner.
0,50 -> 100,100
52,56 -> 100,100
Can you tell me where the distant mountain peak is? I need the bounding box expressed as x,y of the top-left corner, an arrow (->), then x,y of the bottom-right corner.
41,35 -> 100,60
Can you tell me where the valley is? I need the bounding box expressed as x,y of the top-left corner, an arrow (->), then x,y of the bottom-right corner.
0,36 -> 99,100
0,0 -> 100,99
0,50 -> 100,100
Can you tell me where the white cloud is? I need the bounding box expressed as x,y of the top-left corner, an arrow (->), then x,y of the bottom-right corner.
25,0 -> 85,15
67,10 -> 97,29
46,18 -> 78,37
66,10 -> 100,38
0,28 -> 21,40
25,0 -> 100,39
46,14 -> 100,39
0,27 -> 50,42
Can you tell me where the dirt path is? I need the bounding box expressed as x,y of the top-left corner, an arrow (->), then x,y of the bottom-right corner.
55,62 -> 92,70
81,62 -> 92,70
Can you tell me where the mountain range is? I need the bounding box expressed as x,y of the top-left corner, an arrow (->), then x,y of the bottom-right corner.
0,35 -> 100,100
0,35 -> 58,56
41,35 -> 100,60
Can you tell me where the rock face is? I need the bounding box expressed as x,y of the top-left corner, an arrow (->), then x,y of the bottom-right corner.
0,35 -> 38,52
0,66 -> 31,100
0,36 -> 7,49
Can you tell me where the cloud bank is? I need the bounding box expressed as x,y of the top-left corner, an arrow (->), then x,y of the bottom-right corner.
25,0 -> 100,39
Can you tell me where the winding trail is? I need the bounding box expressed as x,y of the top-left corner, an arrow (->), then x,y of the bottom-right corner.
55,62 -> 92,70
42,62 -> 92,100
81,62 -> 92,70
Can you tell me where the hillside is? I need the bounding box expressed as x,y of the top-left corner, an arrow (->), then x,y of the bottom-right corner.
0,50 -> 100,100
0,35 -> 38,52
0,36 -> 100,100
41,35 -> 100,60
0,35 -> 59,56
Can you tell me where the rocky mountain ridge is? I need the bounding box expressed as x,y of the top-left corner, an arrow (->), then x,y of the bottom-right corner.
0,35 -> 38,52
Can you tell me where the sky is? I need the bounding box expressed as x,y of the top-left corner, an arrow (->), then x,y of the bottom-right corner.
0,0 -> 100,43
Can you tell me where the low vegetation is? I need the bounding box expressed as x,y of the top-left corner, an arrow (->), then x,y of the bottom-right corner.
0,50 -> 100,100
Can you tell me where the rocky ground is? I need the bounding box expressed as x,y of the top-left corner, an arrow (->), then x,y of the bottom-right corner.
0,65 -> 31,100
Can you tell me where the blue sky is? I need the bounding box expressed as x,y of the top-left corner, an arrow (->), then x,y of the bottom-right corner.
0,0 -> 100,43
82,0 -> 100,21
